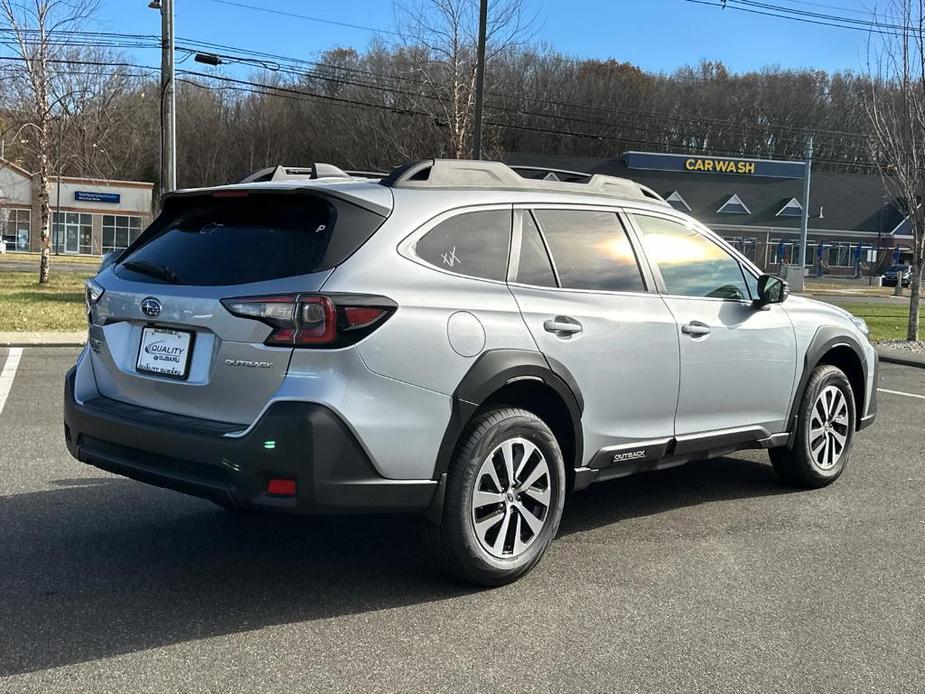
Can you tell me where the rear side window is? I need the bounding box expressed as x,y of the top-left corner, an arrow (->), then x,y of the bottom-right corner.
115,193 -> 384,286
413,210 -> 511,281
533,209 -> 645,292
514,212 -> 557,287
632,214 -> 749,300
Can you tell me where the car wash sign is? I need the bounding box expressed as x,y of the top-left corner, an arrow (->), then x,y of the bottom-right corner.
624,151 -> 805,179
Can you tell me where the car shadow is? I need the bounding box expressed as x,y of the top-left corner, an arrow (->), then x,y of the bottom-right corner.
0,455 -> 789,676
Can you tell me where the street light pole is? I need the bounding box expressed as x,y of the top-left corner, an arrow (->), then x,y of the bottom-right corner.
55,119 -> 62,255
797,136 -> 813,284
471,0 -> 487,160
154,0 -> 176,192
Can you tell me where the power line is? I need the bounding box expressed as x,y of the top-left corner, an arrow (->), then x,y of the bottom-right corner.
683,0 -> 908,36
203,0 -> 399,35
765,0 -> 880,17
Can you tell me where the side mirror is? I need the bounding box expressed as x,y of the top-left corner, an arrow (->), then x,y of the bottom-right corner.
98,250 -> 119,273
754,274 -> 789,307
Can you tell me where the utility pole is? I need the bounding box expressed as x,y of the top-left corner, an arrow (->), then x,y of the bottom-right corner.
153,0 -> 176,192
797,136 -> 813,284
471,0 -> 487,160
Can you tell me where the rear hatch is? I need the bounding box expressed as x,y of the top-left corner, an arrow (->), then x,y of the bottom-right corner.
88,188 -> 387,425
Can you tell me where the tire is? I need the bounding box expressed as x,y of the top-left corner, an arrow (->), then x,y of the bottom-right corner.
423,407 -> 566,587
770,364 -> 856,488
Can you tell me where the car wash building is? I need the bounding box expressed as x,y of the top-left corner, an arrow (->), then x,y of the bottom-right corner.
504,151 -> 913,276
0,157 -> 154,256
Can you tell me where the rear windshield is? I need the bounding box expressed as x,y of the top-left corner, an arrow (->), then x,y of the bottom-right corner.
114,192 -> 384,286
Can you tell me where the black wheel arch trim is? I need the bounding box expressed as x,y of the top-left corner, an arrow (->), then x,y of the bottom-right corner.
432,349 -> 584,482
787,326 -> 870,432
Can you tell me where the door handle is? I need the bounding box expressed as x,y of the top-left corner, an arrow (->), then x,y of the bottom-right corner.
681,321 -> 711,337
543,317 -> 583,337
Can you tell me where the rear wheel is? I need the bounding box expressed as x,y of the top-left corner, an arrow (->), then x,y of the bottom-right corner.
770,364 -> 856,488
424,407 -> 565,587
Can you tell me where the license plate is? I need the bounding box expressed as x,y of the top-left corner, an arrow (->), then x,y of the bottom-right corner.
136,327 -> 193,379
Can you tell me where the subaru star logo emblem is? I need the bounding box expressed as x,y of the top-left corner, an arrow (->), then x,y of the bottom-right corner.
140,297 -> 162,318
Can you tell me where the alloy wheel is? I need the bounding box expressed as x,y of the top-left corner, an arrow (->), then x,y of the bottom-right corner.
470,437 -> 552,559
809,385 -> 850,470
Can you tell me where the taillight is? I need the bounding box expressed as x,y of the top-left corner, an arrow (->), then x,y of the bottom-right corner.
221,293 -> 395,348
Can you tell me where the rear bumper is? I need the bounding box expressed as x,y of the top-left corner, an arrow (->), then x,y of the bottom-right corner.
63,368 -> 438,514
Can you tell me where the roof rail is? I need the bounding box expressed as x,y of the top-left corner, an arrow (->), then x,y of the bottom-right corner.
238,163 -> 352,184
379,159 -> 668,205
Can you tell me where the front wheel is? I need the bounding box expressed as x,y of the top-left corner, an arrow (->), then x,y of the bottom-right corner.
423,407 -> 566,587
770,364 -> 856,488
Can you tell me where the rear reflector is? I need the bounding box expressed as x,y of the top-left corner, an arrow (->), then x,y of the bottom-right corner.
267,478 -> 296,496
344,306 -> 387,329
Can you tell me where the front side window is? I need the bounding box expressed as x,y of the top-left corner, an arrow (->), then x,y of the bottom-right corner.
533,209 -> 645,292
414,210 -> 511,281
633,214 -> 749,300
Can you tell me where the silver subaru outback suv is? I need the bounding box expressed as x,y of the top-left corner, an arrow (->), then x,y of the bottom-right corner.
65,159 -> 878,586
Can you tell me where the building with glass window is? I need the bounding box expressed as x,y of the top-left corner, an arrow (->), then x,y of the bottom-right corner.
504,151 -> 913,276
0,157 -> 153,256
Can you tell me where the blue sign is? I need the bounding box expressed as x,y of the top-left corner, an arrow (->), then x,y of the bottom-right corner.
74,191 -> 121,204
624,151 -> 807,179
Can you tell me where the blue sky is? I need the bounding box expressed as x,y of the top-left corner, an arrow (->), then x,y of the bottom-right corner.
96,0 -> 874,76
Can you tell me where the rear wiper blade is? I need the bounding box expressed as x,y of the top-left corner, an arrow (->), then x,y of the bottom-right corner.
122,260 -> 178,283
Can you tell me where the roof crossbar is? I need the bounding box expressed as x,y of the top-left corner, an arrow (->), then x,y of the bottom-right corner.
238,163 -> 352,184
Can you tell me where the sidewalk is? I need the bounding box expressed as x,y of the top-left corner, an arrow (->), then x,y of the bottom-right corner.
0,259 -> 98,273
0,331 -> 86,347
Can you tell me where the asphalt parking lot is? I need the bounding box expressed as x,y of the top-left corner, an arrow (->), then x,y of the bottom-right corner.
0,347 -> 923,693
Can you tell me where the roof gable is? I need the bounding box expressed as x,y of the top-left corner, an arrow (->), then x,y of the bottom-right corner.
665,190 -> 691,211
717,193 -> 750,215
776,197 -> 803,217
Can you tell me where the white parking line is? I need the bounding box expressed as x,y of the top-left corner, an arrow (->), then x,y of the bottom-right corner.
0,347 -> 23,415
878,387 -> 925,401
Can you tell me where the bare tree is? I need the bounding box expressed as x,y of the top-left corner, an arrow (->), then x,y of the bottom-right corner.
0,0 -> 98,282
395,0 -> 535,158
867,0 -> 925,341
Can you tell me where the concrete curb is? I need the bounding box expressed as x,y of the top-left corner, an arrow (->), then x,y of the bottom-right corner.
876,347 -> 925,369
0,332 -> 86,348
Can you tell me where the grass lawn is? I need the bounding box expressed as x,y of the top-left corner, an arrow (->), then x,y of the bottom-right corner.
838,302 -> 923,342
0,271 -> 93,331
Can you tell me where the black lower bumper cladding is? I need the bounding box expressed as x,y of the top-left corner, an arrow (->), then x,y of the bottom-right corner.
63,368 -> 437,514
